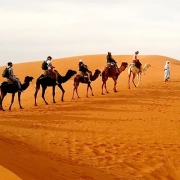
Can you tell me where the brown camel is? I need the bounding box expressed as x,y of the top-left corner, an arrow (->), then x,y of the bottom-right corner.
128,63 -> 151,89
101,62 -> 128,94
72,69 -> 101,99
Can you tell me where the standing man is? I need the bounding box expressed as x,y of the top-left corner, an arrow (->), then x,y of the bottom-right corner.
164,61 -> 170,82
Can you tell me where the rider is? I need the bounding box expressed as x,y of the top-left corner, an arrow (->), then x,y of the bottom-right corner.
6,62 -> 22,92
43,56 -> 59,85
78,60 -> 91,83
132,51 -> 142,71
102,52 -> 119,74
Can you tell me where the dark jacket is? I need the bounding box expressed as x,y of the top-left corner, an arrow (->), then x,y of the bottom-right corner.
107,55 -> 116,63
79,62 -> 88,73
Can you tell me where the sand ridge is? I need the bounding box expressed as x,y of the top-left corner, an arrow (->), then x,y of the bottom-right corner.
0,55 -> 180,179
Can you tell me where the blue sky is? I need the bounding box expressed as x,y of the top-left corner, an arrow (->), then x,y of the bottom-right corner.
0,0 -> 180,65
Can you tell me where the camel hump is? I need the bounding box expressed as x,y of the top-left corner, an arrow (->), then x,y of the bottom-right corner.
108,65 -> 116,72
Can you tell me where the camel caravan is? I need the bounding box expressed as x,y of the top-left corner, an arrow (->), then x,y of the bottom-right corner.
0,51 -> 151,111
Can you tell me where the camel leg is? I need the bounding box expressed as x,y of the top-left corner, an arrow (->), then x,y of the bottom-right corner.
101,74 -> 108,94
0,92 -> 6,111
72,86 -> 76,100
42,86 -> 48,105
18,92 -> 23,109
58,84 -> 65,102
34,88 -> 39,106
89,84 -> 94,96
52,86 -> 56,103
86,82 -> 91,98
113,78 -> 117,92
136,73 -> 141,87
75,86 -> 80,98
101,82 -> 105,95
132,74 -> 137,88
128,71 -> 131,89
74,82 -> 80,99
102,81 -> 109,95
72,82 -> 80,99
9,93 -> 15,110
104,81 -> 109,93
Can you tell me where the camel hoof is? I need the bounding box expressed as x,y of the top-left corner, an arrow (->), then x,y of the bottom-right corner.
53,101 -> 56,103
20,107 -> 23,109
92,94 -> 94,96
46,103 -> 48,105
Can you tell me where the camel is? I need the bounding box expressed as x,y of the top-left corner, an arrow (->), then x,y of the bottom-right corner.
101,62 -> 128,94
34,69 -> 76,106
128,63 -> 151,89
72,69 -> 101,99
0,76 -> 34,111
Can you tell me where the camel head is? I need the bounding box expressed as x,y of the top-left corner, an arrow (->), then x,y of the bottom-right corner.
119,62 -> 128,72
66,69 -> 77,76
94,69 -> 101,76
142,63 -> 151,71
24,76 -> 34,83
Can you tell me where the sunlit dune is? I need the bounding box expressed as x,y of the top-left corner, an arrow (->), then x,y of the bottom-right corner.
0,54 -> 180,179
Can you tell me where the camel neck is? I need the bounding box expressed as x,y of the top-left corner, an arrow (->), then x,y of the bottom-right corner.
21,82 -> 30,91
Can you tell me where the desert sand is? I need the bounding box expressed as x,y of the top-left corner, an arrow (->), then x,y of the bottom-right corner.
0,166 -> 22,180
0,55 -> 180,180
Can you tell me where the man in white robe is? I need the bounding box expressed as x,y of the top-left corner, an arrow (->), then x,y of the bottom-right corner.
164,61 -> 170,82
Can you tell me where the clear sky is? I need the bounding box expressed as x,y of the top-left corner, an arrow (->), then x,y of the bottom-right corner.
0,0 -> 180,65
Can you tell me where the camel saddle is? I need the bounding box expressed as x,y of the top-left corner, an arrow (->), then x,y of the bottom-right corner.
107,64 -> 120,75
78,71 -> 89,83
2,79 -> 16,85
43,71 -> 55,79
0,80 -> 19,87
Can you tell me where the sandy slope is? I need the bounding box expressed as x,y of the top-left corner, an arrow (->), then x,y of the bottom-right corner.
0,165 -> 22,180
0,55 -> 180,179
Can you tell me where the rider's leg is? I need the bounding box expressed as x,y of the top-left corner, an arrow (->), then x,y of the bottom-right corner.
8,76 -> 22,91
87,71 -> 91,82
49,69 -> 59,84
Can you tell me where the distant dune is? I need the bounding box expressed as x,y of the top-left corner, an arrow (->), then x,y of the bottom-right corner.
0,55 -> 180,179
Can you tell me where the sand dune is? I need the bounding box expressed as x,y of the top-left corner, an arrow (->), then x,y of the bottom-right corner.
0,165 -> 22,180
0,55 -> 180,179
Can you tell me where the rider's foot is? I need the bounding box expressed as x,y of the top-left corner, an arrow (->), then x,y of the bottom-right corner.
56,81 -> 59,85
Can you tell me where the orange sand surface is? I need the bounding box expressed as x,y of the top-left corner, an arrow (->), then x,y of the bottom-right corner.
0,165 -> 22,180
0,55 -> 180,179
